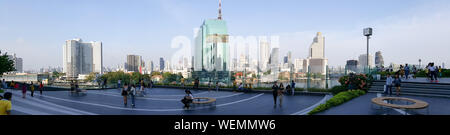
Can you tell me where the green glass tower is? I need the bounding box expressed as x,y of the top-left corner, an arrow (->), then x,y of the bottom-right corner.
193,0 -> 230,83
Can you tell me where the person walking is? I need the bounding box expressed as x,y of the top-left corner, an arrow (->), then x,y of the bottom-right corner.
9,80 -> 15,89
30,82 -> 35,97
393,74 -> 402,96
404,64 -> 410,79
285,84 -> 291,95
150,80 -> 153,89
278,83 -> 285,107
140,80 -> 146,96
215,81 -> 219,92
291,80 -> 296,96
1,79 -> 6,90
384,74 -> 393,95
130,84 -> 136,108
271,82 -> 279,108
438,66 -> 443,79
103,78 -> 108,89
399,65 -> 405,78
117,79 -> 122,89
412,65 -> 417,79
21,84 -> 27,99
0,92 -> 12,115
39,82 -> 44,95
70,80 -> 74,92
428,63 -> 437,83
121,83 -> 129,107
181,78 -> 185,88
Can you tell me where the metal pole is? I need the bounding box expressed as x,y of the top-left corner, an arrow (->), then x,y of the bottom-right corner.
367,36 -> 370,74
326,65 -> 329,89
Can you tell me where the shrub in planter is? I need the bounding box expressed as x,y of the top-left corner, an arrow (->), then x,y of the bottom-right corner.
338,73 -> 373,92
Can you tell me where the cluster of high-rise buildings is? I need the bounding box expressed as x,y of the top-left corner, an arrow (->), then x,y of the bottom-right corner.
58,0 -> 331,82
345,51 -> 384,73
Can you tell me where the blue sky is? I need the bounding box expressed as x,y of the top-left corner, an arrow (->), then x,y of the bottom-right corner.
1,0 -> 450,70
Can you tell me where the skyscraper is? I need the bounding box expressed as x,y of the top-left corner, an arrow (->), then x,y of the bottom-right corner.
126,55 -> 142,73
375,51 -> 384,68
160,57 -> 165,72
193,0 -> 230,82
63,38 -> 103,78
7,54 -> 23,73
269,48 -> 280,71
346,60 -> 358,72
259,40 -> 270,71
309,32 -> 325,59
15,58 -> 23,73
358,54 -> 374,68
147,61 -> 154,74
305,32 -> 328,74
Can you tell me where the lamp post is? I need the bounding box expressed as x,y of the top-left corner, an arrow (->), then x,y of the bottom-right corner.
419,59 -> 422,69
364,28 -> 373,74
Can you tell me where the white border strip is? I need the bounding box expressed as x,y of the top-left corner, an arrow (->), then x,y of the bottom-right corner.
290,94 -> 333,115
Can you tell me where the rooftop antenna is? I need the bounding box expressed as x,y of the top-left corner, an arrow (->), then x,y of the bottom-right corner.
218,0 -> 222,20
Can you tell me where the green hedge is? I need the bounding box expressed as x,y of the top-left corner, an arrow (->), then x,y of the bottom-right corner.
308,90 -> 366,115
0,89 -> 4,93
330,85 -> 347,95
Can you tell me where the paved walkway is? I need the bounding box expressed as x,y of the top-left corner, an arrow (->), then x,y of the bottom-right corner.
316,93 -> 450,115
5,88 -> 326,115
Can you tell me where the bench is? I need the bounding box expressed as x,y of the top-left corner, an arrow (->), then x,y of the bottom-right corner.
190,97 -> 216,108
371,97 -> 429,115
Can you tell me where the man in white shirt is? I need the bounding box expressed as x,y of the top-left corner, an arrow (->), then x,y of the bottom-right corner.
385,74 -> 393,95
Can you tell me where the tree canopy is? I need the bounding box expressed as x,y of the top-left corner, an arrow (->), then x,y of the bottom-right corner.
0,51 -> 15,76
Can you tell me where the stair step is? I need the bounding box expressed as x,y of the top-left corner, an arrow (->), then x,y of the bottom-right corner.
370,89 -> 450,95
368,91 -> 450,98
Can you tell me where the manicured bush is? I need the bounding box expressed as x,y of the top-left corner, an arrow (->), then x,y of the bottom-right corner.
0,89 -> 4,93
330,85 -> 347,95
308,90 -> 366,115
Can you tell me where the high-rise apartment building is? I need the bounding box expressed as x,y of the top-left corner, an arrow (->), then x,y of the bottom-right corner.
63,38 -> 103,78
126,55 -> 143,73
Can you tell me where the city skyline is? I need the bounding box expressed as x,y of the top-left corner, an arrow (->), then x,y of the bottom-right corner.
1,0 -> 450,71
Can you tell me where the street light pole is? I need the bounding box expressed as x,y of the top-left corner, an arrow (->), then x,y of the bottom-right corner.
364,28 -> 373,74
367,36 -> 370,74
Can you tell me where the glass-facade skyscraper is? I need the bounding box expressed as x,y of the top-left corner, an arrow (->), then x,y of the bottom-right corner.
193,0 -> 230,83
